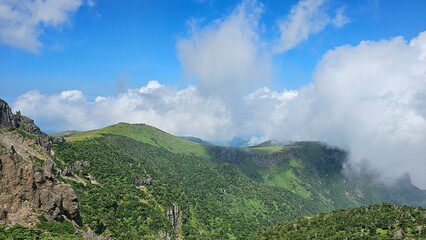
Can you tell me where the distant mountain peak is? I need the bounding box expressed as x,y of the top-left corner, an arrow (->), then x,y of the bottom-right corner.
228,136 -> 250,147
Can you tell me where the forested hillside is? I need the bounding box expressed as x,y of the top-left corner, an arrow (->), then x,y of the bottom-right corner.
2,118 -> 426,239
255,203 -> 426,239
48,123 -> 426,239
55,135 -> 315,239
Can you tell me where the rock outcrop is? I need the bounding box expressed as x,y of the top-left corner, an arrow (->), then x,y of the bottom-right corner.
0,99 -> 41,135
167,202 -> 180,232
62,160 -> 90,177
0,99 -> 15,128
0,98 -> 81,227
134,175 -> 152,187
167,202 -> 182,240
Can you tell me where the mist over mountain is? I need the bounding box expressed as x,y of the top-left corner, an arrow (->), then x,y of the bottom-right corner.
2,96 -> 426,239
3,0 -> 424,190
1,0 -> 426,239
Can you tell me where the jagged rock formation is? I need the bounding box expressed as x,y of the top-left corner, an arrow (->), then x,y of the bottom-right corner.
63,160 -> 90,177
0,100 -> 15,128
0,98 -> 81,227
159,203 -> 182,240
0,100 -> 41,135
167,202 -> 182,240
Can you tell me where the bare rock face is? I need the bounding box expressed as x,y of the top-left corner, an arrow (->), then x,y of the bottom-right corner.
0,98 -> 82,227
0,99 -> 16,128
166,202 -> 182,240
0,99 -> 41,135
134,175 -> 152,187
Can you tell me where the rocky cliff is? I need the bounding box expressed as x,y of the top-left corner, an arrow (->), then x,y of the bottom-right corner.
0,99 -> 43,135
0,98 -> 81,227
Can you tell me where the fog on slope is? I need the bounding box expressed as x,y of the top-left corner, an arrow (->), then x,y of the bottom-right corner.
258,32 -> 426,189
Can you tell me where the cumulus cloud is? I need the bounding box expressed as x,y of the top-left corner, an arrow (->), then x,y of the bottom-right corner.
0,0 -> 87,53
275,0 -> 349,53
176,0 -> 271,98
253,31 -> 426,189
59,90 -> 84,101
13,81 -> 233,141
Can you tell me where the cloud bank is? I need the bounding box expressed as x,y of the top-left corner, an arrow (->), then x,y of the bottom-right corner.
0,0 -> 90,53
257,32 -> 426,189
14,81 -> 233,141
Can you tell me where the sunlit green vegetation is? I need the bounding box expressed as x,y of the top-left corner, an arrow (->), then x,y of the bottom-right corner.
65,123 -> 207,158
0,216 -> 81,240
247,145 -> 285,154
256,203 -> 426,239
54,135 -> 331,239
50,124 -> 426,239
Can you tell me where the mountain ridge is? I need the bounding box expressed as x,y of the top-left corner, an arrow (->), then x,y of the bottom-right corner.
52,120 -> 426,238
2,96 -> 426,239
62,121 -> 426,208
66,122 -> 208,158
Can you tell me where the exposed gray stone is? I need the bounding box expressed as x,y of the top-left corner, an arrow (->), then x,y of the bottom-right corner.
0,98 -> 82,227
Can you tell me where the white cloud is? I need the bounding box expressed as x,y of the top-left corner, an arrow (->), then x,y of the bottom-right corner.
0,0 -> 85,53
332,7 -> 350,28
275,0 -> 349,53
94,96 -> 106,102
14,82 -> 233,141
59,90 -> 84,101
176,0 -> 271,98
246,87 -> 298,101
247,135 -> 270,146
253,31 -> 426,189
138,80 -> 163,93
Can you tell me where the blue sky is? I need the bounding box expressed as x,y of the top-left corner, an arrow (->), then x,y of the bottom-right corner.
1,0 -> 426,188
1,0 -> 425,103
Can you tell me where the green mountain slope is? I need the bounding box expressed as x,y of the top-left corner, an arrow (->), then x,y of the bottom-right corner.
0,217 -> 81,240
55,135 -> 318,239
207,142 -> 426,208
255,203 -> 426,239
66,122 -> 207,158
52,123 -> 426,239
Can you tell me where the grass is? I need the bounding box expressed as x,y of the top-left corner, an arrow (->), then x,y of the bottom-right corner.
226,194 -> 267,219
376,228 -> 388,235
246,145 -> 285,154
225,150 -> 311,199
258,164 -> 311,199
289,158 -> 304,168
65,123 -> 208,158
